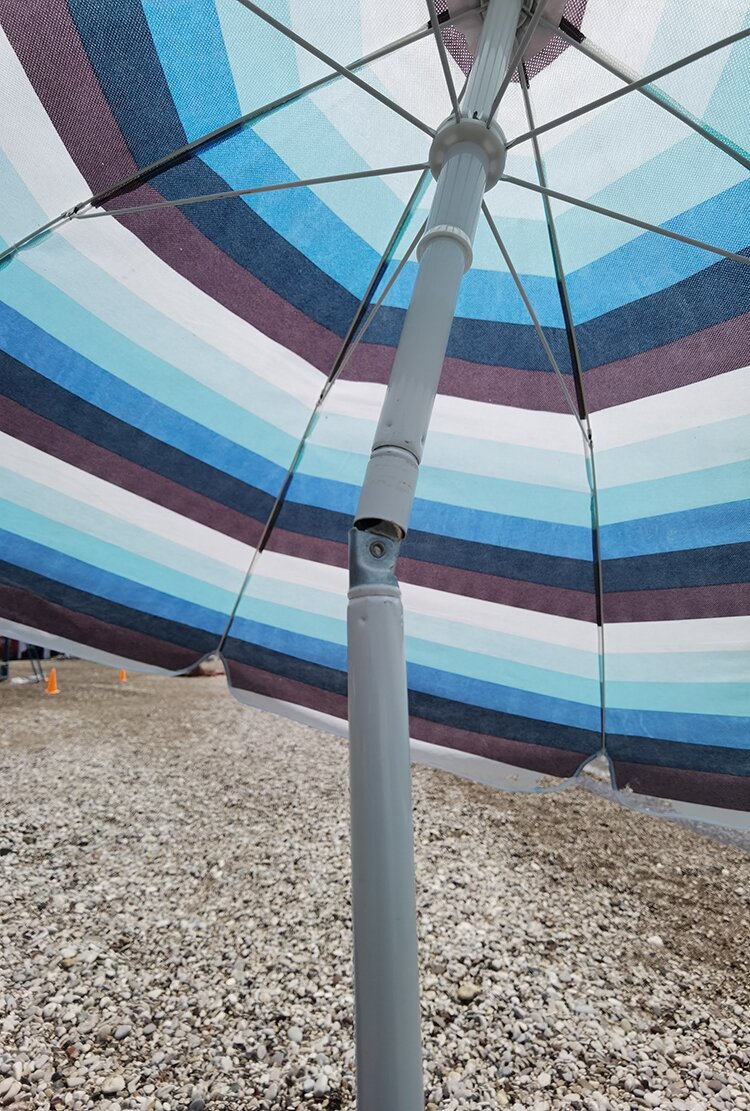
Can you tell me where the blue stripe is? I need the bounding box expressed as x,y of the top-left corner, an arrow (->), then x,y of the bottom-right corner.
601,500 -> 750,558
0,528 -> 228,633
607,707 -> 750,748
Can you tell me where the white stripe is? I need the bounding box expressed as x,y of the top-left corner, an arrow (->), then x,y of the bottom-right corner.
0,27 -> 324,410
324,379 -> 586,452
592,366 -> 750,449
3,433 -> 253,572
605,615 -> 750,654
255,550 -> 599,651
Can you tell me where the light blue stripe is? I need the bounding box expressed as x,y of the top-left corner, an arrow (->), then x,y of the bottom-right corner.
0,500 -> 237,617
596,415 -> 750,487
607,650 -> 750,684
315,413 -> 589,490
607,680 -> 750,716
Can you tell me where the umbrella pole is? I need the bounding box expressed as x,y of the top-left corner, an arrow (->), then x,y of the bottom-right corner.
346,1 -> 523,1107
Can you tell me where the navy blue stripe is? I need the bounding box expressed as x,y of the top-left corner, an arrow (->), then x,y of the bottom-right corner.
68,0 -> 185,166
603,543 -> 750,591
0,560 -> 218,654
0,355 -> 275,522
576,247 -> 750,371
607,734 -> 750,777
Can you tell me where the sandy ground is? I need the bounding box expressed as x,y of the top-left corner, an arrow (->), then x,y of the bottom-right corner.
0,660 -> 748,1110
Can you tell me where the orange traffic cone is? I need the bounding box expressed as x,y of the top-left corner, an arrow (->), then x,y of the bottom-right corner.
118,668 -> 127,684
45,667 -> 60,696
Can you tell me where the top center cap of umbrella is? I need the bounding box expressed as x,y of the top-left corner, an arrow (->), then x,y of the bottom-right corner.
429,117 -> 507,190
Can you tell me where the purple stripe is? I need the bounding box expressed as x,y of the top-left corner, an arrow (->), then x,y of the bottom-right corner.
613,761 -> 750,812
267,530 -> 598,620
2,0 -> 342,375
586,312 -> 750,412
267,530 -> 348,569
1,397 -> 263,547
0,584 -> 198,671
345,343 -> 576,412
347,310 -> 750,411
225,659 -> 348,719
605,584 -> 750,622
409,716 -> 588,780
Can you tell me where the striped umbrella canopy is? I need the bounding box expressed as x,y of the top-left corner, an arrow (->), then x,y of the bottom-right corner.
1,0 -> 748,829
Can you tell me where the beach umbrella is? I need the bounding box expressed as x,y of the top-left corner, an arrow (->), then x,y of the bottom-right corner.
1,0 -> 748,1105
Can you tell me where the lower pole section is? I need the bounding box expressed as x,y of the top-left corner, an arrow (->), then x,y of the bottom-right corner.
347,529 -> 423,1111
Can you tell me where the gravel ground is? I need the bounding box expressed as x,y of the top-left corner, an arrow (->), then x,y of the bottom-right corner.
1,660 -> 748,1111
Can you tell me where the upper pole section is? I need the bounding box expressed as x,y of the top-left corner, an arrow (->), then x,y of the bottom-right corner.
463,0 -> 526,122
355,0 -> 524,535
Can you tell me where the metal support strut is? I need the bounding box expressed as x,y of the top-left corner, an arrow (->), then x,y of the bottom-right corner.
346,2 -> 524,1108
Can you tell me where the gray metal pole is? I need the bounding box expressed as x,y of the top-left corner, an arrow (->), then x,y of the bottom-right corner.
346,2 -> 524,1109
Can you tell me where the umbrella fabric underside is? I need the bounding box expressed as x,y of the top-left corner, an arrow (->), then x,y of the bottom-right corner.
0,0 -> 748,825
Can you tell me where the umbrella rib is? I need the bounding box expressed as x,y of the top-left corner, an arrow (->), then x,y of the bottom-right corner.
487,0 -> 551,123
549,18 -> 750,172
233,0 -> 435,137
506,26 -> 750,150
480,203 -> 588,442
215,198 -> 428,655
425,0 -> 461,120
325,170 -> 431,387
75,164 -> 430,218
500,175 -> 750,265
518,66 -> 607,754
517,68 -> 589,423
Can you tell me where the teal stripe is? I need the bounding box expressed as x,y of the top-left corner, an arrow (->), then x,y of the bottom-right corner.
300,444 -> 591,525
607,680 -> 750,716
0,468 -> 246,592
0,498 -> 238,614
2,258 -> 303,465
600,460 -> 750,524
